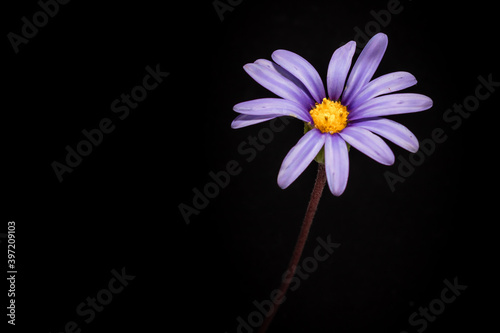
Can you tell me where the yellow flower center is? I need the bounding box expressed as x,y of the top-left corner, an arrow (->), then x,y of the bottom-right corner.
309,98 -> 349,134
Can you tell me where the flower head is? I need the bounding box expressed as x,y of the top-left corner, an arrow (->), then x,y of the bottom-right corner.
232,33 -> 432,196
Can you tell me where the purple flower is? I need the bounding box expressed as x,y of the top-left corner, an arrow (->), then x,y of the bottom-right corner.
232,33 -> 432,196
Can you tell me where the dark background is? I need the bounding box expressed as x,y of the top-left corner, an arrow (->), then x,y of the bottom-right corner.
3,0 -> 498,332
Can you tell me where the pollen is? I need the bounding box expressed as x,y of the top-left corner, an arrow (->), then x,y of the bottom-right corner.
309,98 -> 349,134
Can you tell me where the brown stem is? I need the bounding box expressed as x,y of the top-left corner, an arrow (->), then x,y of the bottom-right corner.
258,163 -> 327,333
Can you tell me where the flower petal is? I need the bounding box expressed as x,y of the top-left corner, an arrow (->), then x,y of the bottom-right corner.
244,63 -> 314,110
348,93 -> 433,121
233,98 -> 312,122
324,133 -> 350,196
254,59 -> 315,103
341,33 -> 388,106
349,71 -> 417,111
277,129 -> 326,189
327,41 -> 356,101
339,126 -> 394,165
350,117 -> 419,153
231,114 -> 276,129
271,50 -> 326,104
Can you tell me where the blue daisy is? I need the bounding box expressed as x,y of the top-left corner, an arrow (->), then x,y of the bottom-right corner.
232,33 -> 433,195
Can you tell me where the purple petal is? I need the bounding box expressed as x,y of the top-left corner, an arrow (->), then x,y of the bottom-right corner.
348,93 -> 433,121
341,33 -> 388,106
231,114 -> 276,129
324,134 -> 350,196
350,118 -> 419,153
349,72 -> 417,111
327,41 -> 356,101
254,59 -> 315,103
277,129 -> 325,189
339,126 -> 394,165
244,63 -> 314,110
234,98 -> 312,122
272,50 -> 326,104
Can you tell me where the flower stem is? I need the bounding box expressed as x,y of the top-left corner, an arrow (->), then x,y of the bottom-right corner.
258,163 -> 327,333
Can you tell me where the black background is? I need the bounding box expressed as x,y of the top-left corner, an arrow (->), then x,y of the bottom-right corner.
3,0 -> 499,332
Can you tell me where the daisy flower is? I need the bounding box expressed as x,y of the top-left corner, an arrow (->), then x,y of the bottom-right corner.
232,32 -> 432,196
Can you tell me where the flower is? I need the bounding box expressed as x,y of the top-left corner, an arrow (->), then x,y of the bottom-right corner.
232,33 -> 432,196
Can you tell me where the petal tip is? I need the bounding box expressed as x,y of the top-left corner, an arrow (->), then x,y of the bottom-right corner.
409,138 -> 420,152
271,49 -> 290,58
420,95 -> 433,110
328,180 -> 347,196
232,103 -> 241,112
409,141 -> 420,153
243,63 -> 256,73
344,40 -> 357,51
374,32 -> 388,40
384,155 -> 396,166
331,189 -> 345,197
276,175 -> 289,190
